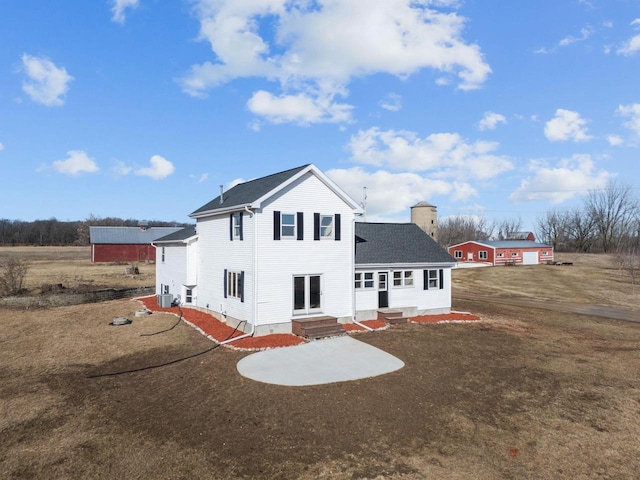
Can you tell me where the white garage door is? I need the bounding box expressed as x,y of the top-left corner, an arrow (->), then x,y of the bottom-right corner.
523,251 -> 538,265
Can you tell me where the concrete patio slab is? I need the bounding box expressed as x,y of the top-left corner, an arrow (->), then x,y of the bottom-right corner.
236,336 -> 404,386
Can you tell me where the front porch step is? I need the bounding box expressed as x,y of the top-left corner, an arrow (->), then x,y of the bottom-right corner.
292,316 -> 344,339
377,309 -> 408,325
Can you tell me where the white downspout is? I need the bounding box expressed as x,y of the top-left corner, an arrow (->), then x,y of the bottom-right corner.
220,206 -> 256,344
352,215 -> 373,331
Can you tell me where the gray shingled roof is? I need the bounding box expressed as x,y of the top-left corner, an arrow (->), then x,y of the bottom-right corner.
355,222 -> 455,265
474,240 -> 552,249
153,226 -> 197,243
89,226 -> 183,244
191,164 -> 310,216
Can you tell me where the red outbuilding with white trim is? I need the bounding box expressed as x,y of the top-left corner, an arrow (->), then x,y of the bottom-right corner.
448,240 -> 554,266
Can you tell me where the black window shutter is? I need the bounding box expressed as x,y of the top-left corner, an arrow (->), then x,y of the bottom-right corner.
273,211 -> 281,240
223,269 -> 228,298
439,269 -> 444,290
240,271 -> 245,302
314,213 -> 320,240
229,213 -> 233,241
297,212 -> 304,240
239,211 -> 243,241
335,213 -> 341,241
423,270 -> 428,290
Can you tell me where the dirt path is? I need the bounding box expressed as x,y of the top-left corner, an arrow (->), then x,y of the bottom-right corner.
454,292 -> 639,323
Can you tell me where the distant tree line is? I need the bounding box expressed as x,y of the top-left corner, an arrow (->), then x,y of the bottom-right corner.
0,215 -> 191,246
438,181 -> 640,254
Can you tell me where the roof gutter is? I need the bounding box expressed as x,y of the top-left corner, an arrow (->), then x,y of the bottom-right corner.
189,203 -> 253,219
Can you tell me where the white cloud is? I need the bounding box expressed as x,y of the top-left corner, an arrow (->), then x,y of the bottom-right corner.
617,19 -> 640,56
111,0 -> 139,24
180,0 -> 490,123
51,150 -> 99,176
112,159 -> 133,176
0,142 -> 4,151
189,173 -> 209,183
379,93 -> 402,112
607,134 -> 624,146
478,111 -> 506,131
510,154 -> 612,203
618,103 -> 640,136
327,166 -> 476,220
247,90 -> 353,125
347,127 -> 513,180
134,155 -> 175,180
544,109 -> 593,142
558,25 -> 594,47
618,34 -> 640,55
21,54 -> 73,107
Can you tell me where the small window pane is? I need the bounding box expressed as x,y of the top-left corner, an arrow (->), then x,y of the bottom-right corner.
320,215 -> 333,237
404,271 -> 413,286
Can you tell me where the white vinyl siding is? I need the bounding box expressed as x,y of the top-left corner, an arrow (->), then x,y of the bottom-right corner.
155,243 -> 186,299
355,267 -> 452,318
256,171 -> 354,324
196,214 -> 253,321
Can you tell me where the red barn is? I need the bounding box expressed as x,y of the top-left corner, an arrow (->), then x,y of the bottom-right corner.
448,240 -> 554,266
89,226 -> 183,263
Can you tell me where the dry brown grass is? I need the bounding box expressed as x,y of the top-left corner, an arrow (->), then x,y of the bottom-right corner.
0,246 -> 154,292
1,249 -> 640,479
452,252 -> 640,311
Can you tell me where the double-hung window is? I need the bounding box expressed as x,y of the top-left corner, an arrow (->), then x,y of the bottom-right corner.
273,211 -> 304,240
281,213 -> 296,238
313,213 -> 341,240
320,215 -> 333,238
424,269 -> 444,290
233,213 -> 242,240
393,270 -> 413,287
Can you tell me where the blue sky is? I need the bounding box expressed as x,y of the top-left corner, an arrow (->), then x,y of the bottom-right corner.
1,0 -> 639,232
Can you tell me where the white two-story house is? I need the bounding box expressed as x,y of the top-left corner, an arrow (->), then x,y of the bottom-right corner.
154,164 -> 456,337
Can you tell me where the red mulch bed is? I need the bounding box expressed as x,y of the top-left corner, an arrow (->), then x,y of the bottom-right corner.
410,312 -> 480,323
342,319 -> 388,332
136,297 -> 306,350
136,297 -> 480,349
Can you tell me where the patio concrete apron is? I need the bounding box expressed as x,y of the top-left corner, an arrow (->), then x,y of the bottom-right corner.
236,336 -> 405,386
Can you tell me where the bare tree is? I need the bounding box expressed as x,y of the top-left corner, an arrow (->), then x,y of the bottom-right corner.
438,215 -> 493,247
616,247 -> 639,294
566,208 -> 597,252
0,258 -> 29,296
496,217 -> 523,240
536,209 -> 569,249
584,180 -> 639,253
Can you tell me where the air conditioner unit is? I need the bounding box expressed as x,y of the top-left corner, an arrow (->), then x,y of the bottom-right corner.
158,294 -> 173,308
